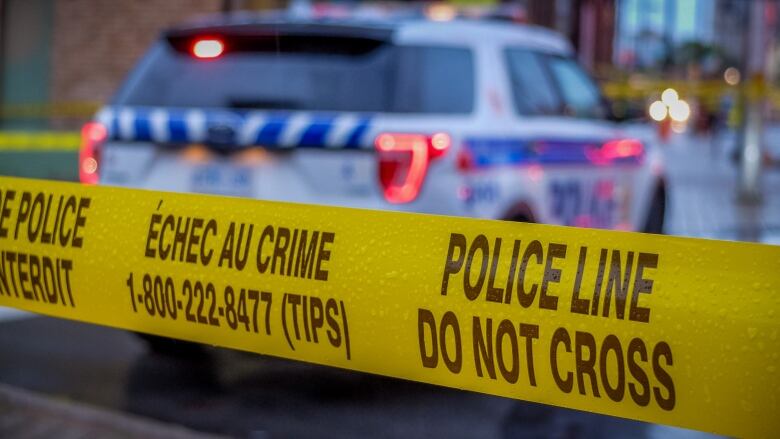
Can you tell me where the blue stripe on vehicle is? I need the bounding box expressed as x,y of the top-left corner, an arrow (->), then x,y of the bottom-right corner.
465,138 -> 642,166
537,140 -> 597,164
99,107 -> 377,149
345,117 -> 371,149
255,113 -> 288,145
168,111 -> 189,143
298,115 -> 335,147
133,109 -> 152,141
466,138 -> 531,167
110,111 -> 121,141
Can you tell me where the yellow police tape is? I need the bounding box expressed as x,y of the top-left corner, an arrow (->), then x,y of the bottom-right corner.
602,78 -> 780,108
0,176 -> 777,437
0,132 -> 80,151
0,101 -> 100,119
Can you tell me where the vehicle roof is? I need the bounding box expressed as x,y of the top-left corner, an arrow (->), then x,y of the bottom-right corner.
167,12 -> 573,55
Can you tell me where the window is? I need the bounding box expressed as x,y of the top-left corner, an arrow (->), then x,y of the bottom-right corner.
116,36 -> 474,115
504,48 -> 606,119
394,46 -> 474,114
504,49 -> 561,116
546,56 -> 606,119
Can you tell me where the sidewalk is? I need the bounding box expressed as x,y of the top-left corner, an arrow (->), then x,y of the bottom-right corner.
663,133 -> 780,244
0,383 -> 225,439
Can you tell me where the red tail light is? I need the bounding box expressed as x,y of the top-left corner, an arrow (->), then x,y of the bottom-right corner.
79,122 -> 107,184
375,132 -> 451,204
587,139 -> 644,165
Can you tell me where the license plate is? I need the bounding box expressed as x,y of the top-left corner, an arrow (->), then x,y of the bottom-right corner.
191,165 -> 253,197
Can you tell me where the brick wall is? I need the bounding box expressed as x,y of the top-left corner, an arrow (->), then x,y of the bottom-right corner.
50,0 -> 223,106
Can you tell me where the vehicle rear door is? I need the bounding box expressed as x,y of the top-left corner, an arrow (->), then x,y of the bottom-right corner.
92,25 -> 476,212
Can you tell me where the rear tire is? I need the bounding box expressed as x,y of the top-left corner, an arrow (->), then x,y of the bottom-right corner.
642,184 -> 666,234
504,203 -> 536,224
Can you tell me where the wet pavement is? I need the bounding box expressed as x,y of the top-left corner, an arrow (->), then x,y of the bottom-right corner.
664,130 -> 780,243
0,316 -> 654,439
1,132 -> 769,438
0,383 -> 224,439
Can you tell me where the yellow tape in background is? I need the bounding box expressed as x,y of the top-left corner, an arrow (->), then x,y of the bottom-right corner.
0,132 -> 80,151
0,101 -> 100,119
0,176 -> 777,438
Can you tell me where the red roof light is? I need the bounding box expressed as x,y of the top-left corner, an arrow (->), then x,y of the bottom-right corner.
192,38 -> 224,59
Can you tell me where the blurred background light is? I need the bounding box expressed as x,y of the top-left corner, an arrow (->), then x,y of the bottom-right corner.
668,99 -> 691,122
724,67 -> 741,86
661,88 -> 679,106
649,100 -> 668,121
425,3 -> 457,22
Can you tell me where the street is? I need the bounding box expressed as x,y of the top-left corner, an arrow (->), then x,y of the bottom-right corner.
665,131 -> 780,243
1,132 -> 769,438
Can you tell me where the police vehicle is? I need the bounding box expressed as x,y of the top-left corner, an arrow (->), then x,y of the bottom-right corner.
82,14 -> 666,234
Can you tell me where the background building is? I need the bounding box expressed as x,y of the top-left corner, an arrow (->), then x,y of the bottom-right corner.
0,0 -> 280,129
6,0 -> 775,131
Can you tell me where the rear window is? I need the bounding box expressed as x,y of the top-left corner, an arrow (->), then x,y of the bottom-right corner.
115,34 -> 474,114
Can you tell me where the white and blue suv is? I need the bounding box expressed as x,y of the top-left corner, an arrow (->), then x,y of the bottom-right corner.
81,14 -> 666,233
